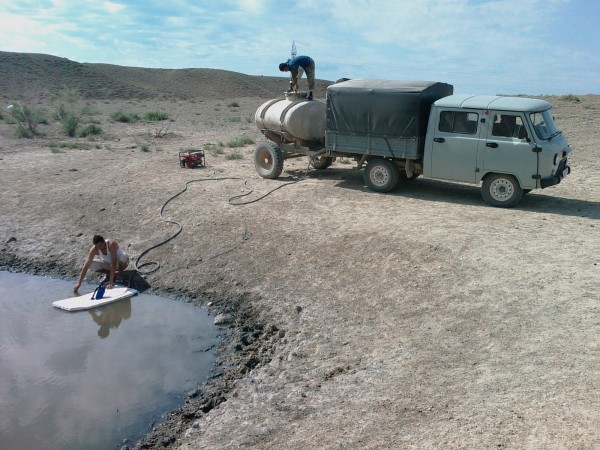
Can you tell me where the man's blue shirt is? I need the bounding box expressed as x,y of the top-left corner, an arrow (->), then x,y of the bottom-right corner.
286,55 -> 312,70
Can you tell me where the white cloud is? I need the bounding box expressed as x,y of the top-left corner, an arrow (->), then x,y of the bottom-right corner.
235,0 -> 266,13
103,1 -> 124,13
0,12 -> 68,53
0,12 -> 39,35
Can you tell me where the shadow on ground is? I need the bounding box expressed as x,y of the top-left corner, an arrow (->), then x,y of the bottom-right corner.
296,167 -> 599,220
125,270 -> 151,293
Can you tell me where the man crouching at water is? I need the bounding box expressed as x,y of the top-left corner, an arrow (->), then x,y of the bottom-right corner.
73,235 -> 130,293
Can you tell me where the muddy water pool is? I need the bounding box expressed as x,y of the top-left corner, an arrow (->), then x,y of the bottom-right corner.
0,271 -> 218,450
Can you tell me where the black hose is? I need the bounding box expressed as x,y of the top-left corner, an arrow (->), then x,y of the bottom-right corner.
135,177 -> 244,275
135,152 -> 324,276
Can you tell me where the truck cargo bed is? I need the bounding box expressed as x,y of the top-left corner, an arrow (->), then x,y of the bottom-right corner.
325,80 -> 453,159
326,132 -> 419,159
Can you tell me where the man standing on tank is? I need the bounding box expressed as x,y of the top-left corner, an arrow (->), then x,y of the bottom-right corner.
279,55 -> 315,100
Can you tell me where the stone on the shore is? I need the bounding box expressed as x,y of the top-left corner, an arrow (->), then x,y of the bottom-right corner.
213,313 -> 233,325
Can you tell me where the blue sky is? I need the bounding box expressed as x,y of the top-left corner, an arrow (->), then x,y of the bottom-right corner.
1,0 -> 598,95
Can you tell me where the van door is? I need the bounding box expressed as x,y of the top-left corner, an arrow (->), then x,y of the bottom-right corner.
479,112 -> 537,188
430,109 -> 480,183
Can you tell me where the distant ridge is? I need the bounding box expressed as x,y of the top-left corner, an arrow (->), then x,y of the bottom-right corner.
0,52 -> 331,101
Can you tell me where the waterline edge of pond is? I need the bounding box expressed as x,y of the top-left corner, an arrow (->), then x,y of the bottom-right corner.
0,266 -> 278,449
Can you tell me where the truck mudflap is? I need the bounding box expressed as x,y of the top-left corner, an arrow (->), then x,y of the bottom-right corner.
540,157 -> 570,189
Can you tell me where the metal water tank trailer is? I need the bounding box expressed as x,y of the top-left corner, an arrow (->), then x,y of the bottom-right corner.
255,94 -> 326,145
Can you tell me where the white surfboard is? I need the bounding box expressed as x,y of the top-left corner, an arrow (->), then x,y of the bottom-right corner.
53,286 -> 138,311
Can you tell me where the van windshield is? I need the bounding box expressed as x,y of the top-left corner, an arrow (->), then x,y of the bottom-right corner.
529,109 -> 560,140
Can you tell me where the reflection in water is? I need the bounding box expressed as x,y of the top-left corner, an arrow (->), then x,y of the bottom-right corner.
0,271 -> 218,450
88,298 -> 132,338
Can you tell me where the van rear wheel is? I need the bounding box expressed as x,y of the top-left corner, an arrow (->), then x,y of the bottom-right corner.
364,158 -> 399,192
254,141 -> 283,179
482,174 -> 523,207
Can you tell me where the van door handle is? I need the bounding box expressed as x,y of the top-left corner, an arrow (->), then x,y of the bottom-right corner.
486,142 -> 498,148
434,137 -> 445,143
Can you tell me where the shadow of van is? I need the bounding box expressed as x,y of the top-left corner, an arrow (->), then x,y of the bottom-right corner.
325,169 -> 598,219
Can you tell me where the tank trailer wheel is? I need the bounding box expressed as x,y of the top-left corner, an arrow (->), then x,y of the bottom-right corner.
311,155 -> 334,170
253,141 -> 284,179
481,173 -> 523,207
363,158 -> 399,193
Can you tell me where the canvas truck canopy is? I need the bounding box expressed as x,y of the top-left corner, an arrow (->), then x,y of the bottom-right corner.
325,80 -> 453,158
326,80 -> 453,138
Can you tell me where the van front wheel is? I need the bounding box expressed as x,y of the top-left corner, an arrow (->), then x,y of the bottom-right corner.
482,174 -> 523,207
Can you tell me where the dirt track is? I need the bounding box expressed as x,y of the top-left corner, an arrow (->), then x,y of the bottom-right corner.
1,91 -> 599,449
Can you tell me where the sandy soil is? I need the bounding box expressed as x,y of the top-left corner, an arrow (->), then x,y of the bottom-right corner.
1,86 -> 599,449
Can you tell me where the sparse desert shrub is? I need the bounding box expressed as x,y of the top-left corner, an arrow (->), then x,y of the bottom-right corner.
82,118 -> 102,124
226,136 -> 254,148
205,143 -> 224,156
62,114 -> 80,137
55,104 -> 82,137
80,104 -> 101,116
226,150 -> 243,160
60,88 -> 80,105
9,103 -> 42,137
154,120 -> 173,138
79,124 -> 103,137
110,111 -> 140,123
54,104 -> 68,121
227,116 -> 241,122
50,141 -> 78,150
15,124 -> 33,138
48,89 -> 81,106
140,144 -> 150,152
561,94 -> 581,103
227,101 -> 240,108
144,111 -> 169,121
49,141 -> 91,151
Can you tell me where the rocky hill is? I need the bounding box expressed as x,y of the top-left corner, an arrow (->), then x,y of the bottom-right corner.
0,52 -> 331,101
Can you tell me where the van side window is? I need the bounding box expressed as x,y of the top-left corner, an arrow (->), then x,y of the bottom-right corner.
492,114 -> 527,139
438,111 -> 478,135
